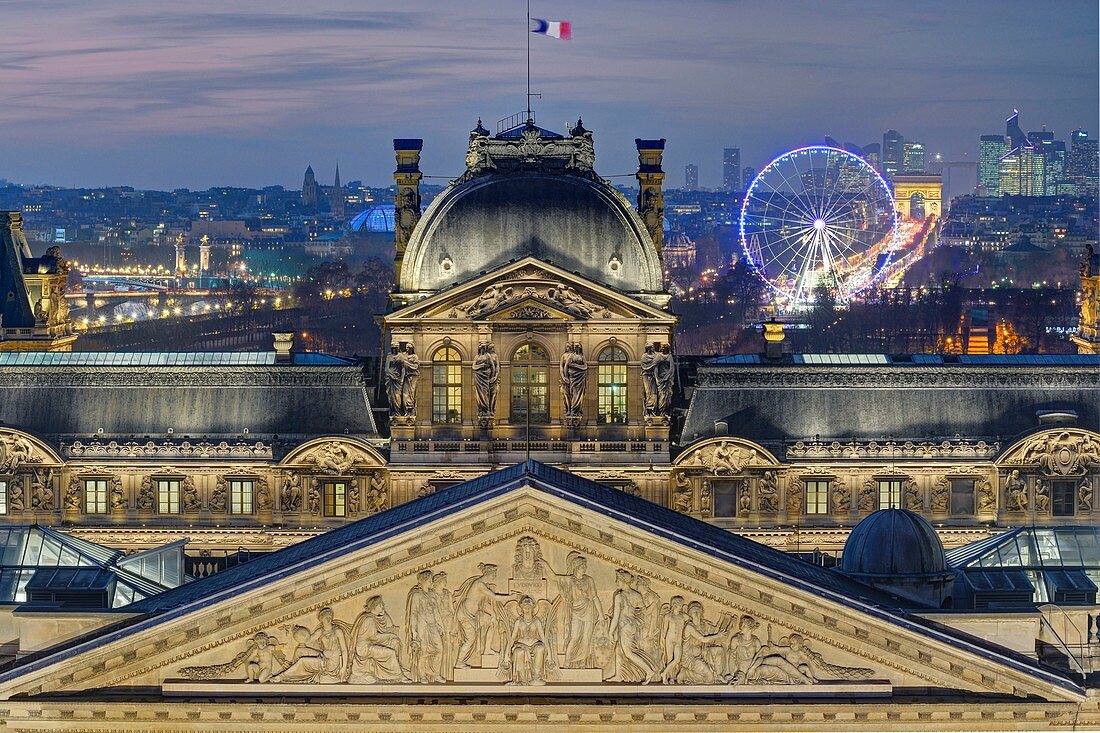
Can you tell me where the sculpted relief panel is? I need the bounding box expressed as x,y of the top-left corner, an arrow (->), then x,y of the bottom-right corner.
175,534 -> 875,689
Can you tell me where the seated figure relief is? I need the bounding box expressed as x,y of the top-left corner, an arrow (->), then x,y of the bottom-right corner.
178,535 -> 875,687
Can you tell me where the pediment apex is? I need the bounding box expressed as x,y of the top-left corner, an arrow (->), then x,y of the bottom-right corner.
385,257 -> 673,322
0,466 -> 1080,702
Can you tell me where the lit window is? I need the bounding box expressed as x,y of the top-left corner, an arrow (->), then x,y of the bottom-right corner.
324,481 -> 347,517
878,479 -> 902,510
230,480 -> 254,515
510,342 -> 550,424
597,346 -> 628,425
805,480 -> 829,514
85,479 -> 108,514
157,479 -> 180,514
0,481 -> 6,515
432,346 -> 462,424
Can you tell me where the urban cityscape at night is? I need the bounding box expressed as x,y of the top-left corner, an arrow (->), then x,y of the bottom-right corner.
0,1 -> 1096,730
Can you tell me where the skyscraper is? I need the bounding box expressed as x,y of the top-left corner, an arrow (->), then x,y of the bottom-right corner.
861,143 -> 881,171
722,148 -> 741,192
882,130 -> 904,177
979,135 -> 1006,195
741,165 -> 757,192
685,163 -> 699,191
999,110 -> 1041,196
902,142 -> 926,173
1067,130 -> 1098,198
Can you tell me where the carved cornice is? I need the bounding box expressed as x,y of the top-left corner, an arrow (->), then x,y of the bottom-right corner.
696,366 -> 1098,389
64,439 -> 272,460
0,366 -> 365,389
787,439 -> 1000,460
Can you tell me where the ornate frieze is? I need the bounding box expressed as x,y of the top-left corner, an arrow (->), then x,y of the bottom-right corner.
1002,429 -> 1100,476
787,439 -> 999,460
0,432 -> 46,473
175,534 -> 874,688
696,366 -> 1098,389
64,439 -> 272,461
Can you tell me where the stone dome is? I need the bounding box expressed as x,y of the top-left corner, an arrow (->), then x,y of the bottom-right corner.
398,171 -> 663,295
840,509 -> 949,577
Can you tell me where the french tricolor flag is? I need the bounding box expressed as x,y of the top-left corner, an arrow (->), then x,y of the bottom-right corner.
531,18 -> 572,40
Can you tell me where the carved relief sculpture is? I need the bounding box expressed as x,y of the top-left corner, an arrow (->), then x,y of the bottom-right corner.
930,477 -> 949,513
785,477 -> 803,514
364,472 -> 388,515
672,472 -> 693,514
0,434 -> 39,474
473,342 -> 500,426
28,469 -> 54,511
1035,479 -> 1051,514
453,564 -> 517,669
8,477 -> 24,512
699,480 -> 713,517
737,481 -> 753,516
1005,470 -> 1028,512
858,480 -> 877,512
552,552 -> 604,669
1012,430 -> 1100,476
307,479 -> 321,514
64,476 -> 80,511
902,479 -> 923,512
137,476 -> 155,512
109,476 -> 126,512
1080,480 -> 1094,512
281,474 -> 303,512
757,471 -> 778,513
255,477 -> 272,511
831,480 -> 851,513
976,477 -> 996,513
210,476 -> 228,513
182,476 -> 199,512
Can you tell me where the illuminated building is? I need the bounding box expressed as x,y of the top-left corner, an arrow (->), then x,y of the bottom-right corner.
741,164 -> 756,191
901,141 -> 926,173
881,129 -> 903,177
300,165 -> 318,208
722,147 -> 741,191
978,134 -> 1006,195
684,162 -> 699,190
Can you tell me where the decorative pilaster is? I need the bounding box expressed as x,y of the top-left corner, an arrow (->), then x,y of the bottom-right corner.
393,139 -> 424,284
635,138 -> 666,256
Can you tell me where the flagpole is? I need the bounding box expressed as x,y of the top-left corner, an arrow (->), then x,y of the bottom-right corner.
526,0 -> 531,121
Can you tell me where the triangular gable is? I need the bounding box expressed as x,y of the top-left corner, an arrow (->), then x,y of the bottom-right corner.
386,257 -> 675,323
0,462 -> 1081,703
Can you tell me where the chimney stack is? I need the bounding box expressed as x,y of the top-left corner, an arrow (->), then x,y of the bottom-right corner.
273,332 -> 294,364
635,139 -> 666,256
393,139 -> 424,283
762,320 -> 785,360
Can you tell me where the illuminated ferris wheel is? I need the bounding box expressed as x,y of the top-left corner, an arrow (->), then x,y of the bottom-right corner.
739,146 -> 899,307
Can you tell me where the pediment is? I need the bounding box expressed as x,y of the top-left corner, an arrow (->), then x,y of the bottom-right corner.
0,427 -> 64,471
386,257 -> 674,324
0,471 -> 1078,703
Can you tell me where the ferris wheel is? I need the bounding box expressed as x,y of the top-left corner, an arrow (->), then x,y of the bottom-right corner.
739,146 -> 898,307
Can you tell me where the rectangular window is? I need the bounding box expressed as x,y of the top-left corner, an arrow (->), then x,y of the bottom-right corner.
1052,481 -> 1076,517
431,361 -> 462,424
0,480 -> 6,515
510,367 -> 549,424
950,479 -> 975,515
157,479 -> 180,514
230,480 -> 254,515
597,363 -> 628,425
324,481 -> 347,517
805,480 -> 829,514
712,481 -> 739,517
84,479 -> 108,514
878,479 -> 902,510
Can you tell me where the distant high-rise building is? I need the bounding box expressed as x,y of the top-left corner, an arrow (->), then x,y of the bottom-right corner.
978,135 -> 1006,195
1005,110 -> 1029,149
999,110 -> 1043,196
685,163 -> 699,191
861,143 -> 881,171
902,142 -> 926,173
722,148 -> 741,191
302,165 -> 318,208
741,165 -> 757,192
1066,129 -> 1098,198
882,130 -> 904,177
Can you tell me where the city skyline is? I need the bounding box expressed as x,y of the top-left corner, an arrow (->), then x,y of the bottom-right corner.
1,0 -> 1097,190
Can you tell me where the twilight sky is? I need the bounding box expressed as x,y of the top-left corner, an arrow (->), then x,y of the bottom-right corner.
1,0 -> 1096,190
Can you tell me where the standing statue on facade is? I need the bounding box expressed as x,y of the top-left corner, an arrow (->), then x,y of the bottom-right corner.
472,342 -> 499,425
640,344 -> 658,417
400,344 -> 420,419
651,343 -> 676,420
384,344 -> 405,417
559,342 -> 588,425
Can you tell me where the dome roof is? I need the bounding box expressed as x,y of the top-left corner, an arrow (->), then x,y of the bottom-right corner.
840,509 -> 948,577
350,205 -> 395,233
398,171 -> 663,294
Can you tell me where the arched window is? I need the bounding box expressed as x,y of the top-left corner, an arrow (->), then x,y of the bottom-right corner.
597,346 -> 628,424
432,346 -> 462,424
510,342 -> 550,424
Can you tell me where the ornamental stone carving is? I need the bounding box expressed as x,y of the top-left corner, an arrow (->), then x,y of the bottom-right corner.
652,344 -> 675,421
281,474 -> 303,512
182,476 -> 199,512
858,480 -> 877,512
785,477 -> 803,514
176,535 -> 875,688
930,478 -> 949,513
307,479 -> 321,514
6,476 -> 23,511
757,471 -> 778,513
902,479 -> 923,512
691,441 -> 761,475
699,480 -> 713,517
671,472 -> 693,514
831,480 -> 851,513
65,439 -> 270,460
0,433 -> 42,473
1034,479 -> 1051,514
210,477 -> 228,513
109,476 -> 126,512
976,477 -> 996,513
1005,470 -> 1028,512
27,469 -> 53,511
473,342 -> 499,426
787,439 -> 998,460
64,476 -> 80,511
256,476 -> 272,512
1006,430 -> 1100,476
1080,481 -> 1094,512
364,472 -> 388,515
137,476 -> 155,512
384,343 -> 420,422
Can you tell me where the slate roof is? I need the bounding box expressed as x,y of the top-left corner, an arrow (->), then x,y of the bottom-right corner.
0,461 -> 1079,695
682,355 -> 1100,447
0,353 -> 376,439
